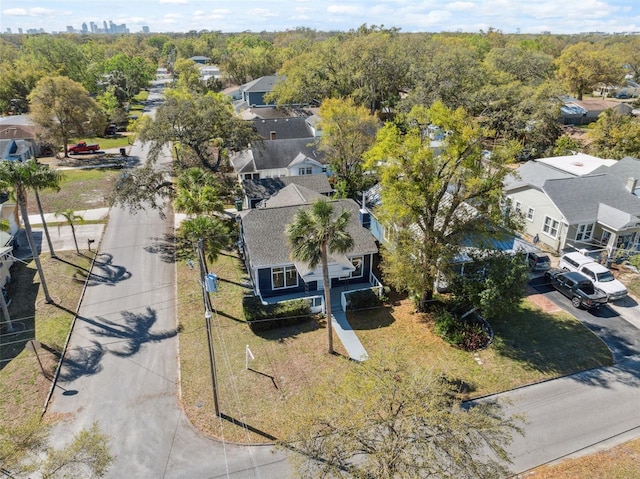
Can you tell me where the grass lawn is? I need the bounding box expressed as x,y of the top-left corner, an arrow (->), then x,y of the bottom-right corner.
26,168 -> 122,215
177,251 -> 613,444
0,252 -> 93,428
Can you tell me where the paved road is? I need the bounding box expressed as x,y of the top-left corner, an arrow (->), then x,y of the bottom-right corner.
48,82 -> 291,478
497,276 -> 640,474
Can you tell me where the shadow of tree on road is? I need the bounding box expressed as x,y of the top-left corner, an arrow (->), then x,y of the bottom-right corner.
58,340 -> 105,382
78,252 -> 132,287
84,307 -> 179,357
144,234 -> 177,264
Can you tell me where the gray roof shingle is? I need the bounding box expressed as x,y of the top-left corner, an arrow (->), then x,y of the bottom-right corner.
231,138 -> 325,173
251,117 -> 314,140
242,199 -> 378,268
243,174 -> 332,200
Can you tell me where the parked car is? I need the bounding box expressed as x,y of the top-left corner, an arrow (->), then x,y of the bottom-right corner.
67,141 -> 100,154
544,268 -> 608,309
526,251 -> 551,271
559,252 -> 627,301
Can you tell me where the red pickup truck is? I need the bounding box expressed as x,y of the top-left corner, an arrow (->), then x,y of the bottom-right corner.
68,141 -> 100,154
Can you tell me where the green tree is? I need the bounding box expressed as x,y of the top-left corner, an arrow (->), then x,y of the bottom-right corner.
555,42 -> 623,100
286,200 -> 354,354
28,76 -> 106,157
178,216 -> 231,264
139,88 -> 259,171
364,102 -> 518,311
587,109 -> 640,159
107,164 -> 174,218
553,134 -> 582,156
101,53 -> 154,102
173,58 -> 204,92
318,98 -> 378,197
221,34 -> 279,85
448,251 -> 530,321
280,351 -> 521,478
40,423 -> 114,479
55,209 -> 84,254
0,160 -> 62,304
24,35 -> 89,85
174,167 -> 224,216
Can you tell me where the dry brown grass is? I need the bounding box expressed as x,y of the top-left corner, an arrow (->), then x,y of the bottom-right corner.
177,251 -> 612,444
522,438 -> 640,478
0,252 -> 93,427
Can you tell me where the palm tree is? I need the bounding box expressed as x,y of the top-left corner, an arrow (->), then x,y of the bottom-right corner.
56,209 -> 84,254
174,168 -> 224,216
286,200 -> 354,354
0,160 -> 62,304
178,216 -> 230,264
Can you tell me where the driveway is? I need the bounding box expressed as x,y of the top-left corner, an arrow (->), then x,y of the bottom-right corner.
529,275 -> 640,361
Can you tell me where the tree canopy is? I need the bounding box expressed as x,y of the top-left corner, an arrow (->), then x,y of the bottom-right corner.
364,102 -> 519,311
280,351 -> 522,478
138,88 -> 259,170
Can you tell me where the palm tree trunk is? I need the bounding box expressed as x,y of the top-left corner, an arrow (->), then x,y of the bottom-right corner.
321,242 -> 333,354
0,288 -> 12,333
19,201 -> 53,304
70,223 -> 80,254
34,189 -> 56,258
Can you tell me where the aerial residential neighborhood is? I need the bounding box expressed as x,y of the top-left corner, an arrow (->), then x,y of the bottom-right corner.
2,5 -> 640,478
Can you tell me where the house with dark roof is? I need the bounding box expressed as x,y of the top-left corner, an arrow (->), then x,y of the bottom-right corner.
561,98 -> 633,125
230,137 -> 327,181
504,157 -> 640,255
0,139 -> 36,162
242,174 -> 332,209
240,189 -> 379,308
234,75 -> 283,112
251,117 -> 320,141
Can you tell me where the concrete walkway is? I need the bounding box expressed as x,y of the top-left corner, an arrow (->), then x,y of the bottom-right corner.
12,208 -> 109,260
331,287 -> 369,361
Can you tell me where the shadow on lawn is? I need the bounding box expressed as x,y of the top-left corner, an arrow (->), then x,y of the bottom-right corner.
0,263 -> 38,371
490,306 -> 613,378
346,306 -> 396,330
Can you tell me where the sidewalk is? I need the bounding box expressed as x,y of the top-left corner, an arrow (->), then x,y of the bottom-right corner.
12,208 -> 109,260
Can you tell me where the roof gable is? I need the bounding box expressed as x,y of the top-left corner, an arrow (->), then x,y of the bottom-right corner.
243,174 -> 332,199
233,138 -> 325,173
251,117 -> 314,140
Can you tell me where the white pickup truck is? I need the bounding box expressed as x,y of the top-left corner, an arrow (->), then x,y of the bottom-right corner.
558,252 -> 628,301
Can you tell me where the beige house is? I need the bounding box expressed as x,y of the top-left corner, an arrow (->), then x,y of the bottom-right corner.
504,156 -> 640,257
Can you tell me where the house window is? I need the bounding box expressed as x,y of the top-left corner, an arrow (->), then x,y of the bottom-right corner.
527,207 -> 535,222
350,256 -> 364,278
272,266 -> 298,289
514,201 -> 522,213
298,167 -> 312,175
542,216 -> 560,238
576,223 -> 594,242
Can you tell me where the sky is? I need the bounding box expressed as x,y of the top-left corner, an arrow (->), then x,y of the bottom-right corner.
1,0 -> 639,35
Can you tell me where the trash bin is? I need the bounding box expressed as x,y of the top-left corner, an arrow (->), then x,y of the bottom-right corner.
234,199 -> 243,211
120,148 -> 127,156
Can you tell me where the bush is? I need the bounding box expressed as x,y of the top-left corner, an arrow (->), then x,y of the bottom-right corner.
432,305 -> 493,351
346,289 -> 382,310
243,296 -> 312,332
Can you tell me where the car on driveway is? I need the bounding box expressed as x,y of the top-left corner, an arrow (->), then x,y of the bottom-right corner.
527,252 -> 551,271
544,268 -> 608,309
559,252 -> 627,301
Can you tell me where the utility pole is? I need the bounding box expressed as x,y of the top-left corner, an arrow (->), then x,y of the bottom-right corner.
197,238 -> 220,417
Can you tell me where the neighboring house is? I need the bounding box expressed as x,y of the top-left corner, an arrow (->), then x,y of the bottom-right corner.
504,157 -> 640,255
242,174 -> 332,209
230,137 -> 327,181
534,153 -> 616,176
240,190 -> 379,309
0,115 -> 49,156
234,75 -> 284,112
251,117 -> 320,141
561,98 -> 633,125
0,230 -> 14,290
0,139 -> 36,162
188,55 -> 210,64
199,65 -> 221,82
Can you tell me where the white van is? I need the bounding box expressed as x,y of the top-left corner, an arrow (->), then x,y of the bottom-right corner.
559,252 -> 627,301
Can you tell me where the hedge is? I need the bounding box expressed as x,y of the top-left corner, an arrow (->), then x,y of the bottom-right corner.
243,296 -> 312,332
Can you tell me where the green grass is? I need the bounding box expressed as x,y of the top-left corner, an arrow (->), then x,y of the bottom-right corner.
27,168 -> 121,215
177,251 -> 612,443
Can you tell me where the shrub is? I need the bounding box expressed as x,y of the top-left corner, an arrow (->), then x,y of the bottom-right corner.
243,296 -> 312,332
432,305 -> 493,351
346,289 -> 382,310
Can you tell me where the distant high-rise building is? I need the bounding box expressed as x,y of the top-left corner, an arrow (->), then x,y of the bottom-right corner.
142,26 -> 150,33
90,21 -> 97,33
66,25 -> 74,33
82,22 -> 88,33
103,20 -> 108,32
18,28 -> 23,34
6,28 -> 11,34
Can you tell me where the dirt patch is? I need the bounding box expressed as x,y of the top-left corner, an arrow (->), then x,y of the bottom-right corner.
525,285 -> 562,313
49,153 -> 126,169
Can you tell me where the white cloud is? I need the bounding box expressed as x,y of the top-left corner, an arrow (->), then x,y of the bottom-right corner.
446,2 -> 476,12
160,0 -> 188,4
2,7 -> 68,17
247,8 -> 278,17
327,4 -> 364,15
